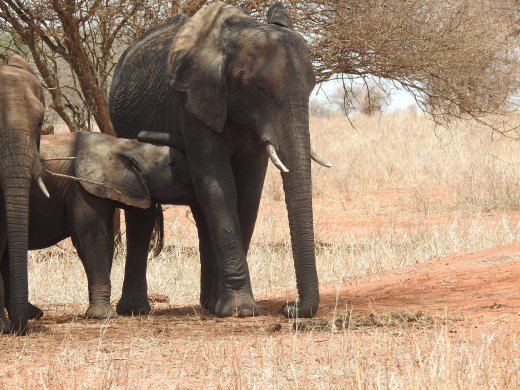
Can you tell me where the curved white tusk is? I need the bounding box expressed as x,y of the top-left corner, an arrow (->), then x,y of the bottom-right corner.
37,176 -> 50,198
311,150 -> 332,168
266,144 -> 289,173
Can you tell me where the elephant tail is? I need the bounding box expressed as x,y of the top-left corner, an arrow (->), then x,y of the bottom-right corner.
149,203 -> 164,258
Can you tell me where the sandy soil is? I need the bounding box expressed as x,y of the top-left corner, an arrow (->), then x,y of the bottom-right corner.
1,186 -> 519,388
1,239 -> 518,388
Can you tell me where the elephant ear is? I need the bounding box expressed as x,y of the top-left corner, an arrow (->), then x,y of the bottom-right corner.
266,2 -> 294,29
74,136 -> 151,209
168,3 -> 242,133
7,53 -> 37,75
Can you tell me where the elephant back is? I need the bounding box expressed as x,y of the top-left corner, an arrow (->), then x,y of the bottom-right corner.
109,15 -> 188,140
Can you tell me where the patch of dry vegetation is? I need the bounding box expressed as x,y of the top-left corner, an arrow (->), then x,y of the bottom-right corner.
1,315 -> 519,388
293,310 -> 464,332
3,112 -> 520,388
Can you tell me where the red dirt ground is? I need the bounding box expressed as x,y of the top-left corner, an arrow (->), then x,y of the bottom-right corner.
1,189 -> 520,388
321,242 -> 520,329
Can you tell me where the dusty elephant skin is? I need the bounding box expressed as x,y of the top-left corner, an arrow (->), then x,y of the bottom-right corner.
109,2 -> 321,318
7,132 -> 194,319
0,54 -> 49,334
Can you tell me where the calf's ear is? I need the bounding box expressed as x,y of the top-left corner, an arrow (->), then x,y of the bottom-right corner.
74,146 -> 151,209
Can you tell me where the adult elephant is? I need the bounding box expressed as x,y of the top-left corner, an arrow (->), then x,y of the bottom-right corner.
109,2 -> 328,318
0,54 -> 49,333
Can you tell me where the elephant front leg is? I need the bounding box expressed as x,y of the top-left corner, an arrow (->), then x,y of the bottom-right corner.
116,206 -> 157,316
235,147 -> 269,256
210,212 -> 258,318
188,169 -> 258,316
71,208 -> 117,319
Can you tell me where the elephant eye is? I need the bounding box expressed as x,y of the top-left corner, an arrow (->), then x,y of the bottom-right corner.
255,85 -> 269,95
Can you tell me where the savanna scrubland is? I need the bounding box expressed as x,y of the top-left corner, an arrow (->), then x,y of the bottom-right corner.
0,111 -> 519,388
1,0 -> 520,388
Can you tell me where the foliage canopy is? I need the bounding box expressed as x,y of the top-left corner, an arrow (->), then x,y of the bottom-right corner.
0,0 -> 518,134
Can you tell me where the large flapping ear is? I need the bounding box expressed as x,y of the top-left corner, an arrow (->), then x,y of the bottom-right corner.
73,135 -> 151,209
266,2 -> 293,29
168,2 -> 243,132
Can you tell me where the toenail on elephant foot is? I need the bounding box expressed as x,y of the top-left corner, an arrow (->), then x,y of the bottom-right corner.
28,302 -> 43,320
116,295 -> 151,316
85,304 -> 117,319
215,290 -> 260,318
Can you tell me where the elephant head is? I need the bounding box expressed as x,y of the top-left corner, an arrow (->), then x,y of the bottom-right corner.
67,133 -> 193,207
143,3 -> 329,316
0,53 -> 49,333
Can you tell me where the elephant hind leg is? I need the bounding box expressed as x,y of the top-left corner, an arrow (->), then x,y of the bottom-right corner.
116,206 -> 156,316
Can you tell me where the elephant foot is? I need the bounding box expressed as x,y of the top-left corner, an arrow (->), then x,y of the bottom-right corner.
283,302 -> 318,318
85,303 -> 117,319
204,297 -> 218,315
28,302 -> 43,320
200,288 -> 218,314
6,301 -> 43,321
200,277 -> 219,313
0,313 -> 10,334
215,289 -> 259,318
116,293 -> 151,316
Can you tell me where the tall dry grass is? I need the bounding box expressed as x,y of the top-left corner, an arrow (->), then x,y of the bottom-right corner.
28,110 -> 520,312
5,111 -> 520,389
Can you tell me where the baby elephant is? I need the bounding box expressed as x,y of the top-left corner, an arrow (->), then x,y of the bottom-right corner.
1,132 -> 194,326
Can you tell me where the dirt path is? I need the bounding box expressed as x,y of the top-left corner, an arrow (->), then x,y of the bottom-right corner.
1,233 -> 519,388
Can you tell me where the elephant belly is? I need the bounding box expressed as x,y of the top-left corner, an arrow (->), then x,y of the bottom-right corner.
28,199 -> 69,250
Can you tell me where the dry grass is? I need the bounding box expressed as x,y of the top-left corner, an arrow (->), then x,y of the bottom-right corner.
3,111 -> 520,388
1,316 -> 519,388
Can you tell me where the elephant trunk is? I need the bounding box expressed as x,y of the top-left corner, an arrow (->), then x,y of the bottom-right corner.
1,172 -> 31,334
0,131 -> 42,334
278,104 -> 319,317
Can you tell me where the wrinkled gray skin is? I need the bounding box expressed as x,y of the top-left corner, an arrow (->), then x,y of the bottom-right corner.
109,3 -> 319,318
0,54 -> 47,334
0,132 -> 194,321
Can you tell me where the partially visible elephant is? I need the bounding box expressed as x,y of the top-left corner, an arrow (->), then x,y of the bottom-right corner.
0,132 -> 194,325
0,54 -> 50,334
110,2 -> 329,318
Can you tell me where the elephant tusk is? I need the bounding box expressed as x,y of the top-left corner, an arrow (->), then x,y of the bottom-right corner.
266,144 -> 289,173
37,176 -> 50,198
311,150 -> 332,168
40,156 -> 77,162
